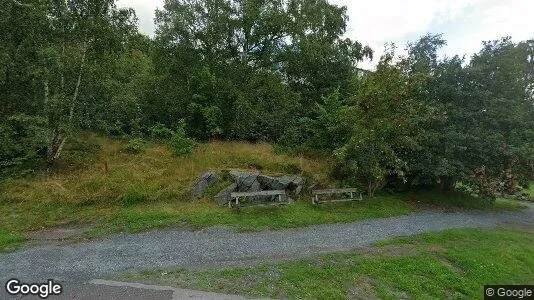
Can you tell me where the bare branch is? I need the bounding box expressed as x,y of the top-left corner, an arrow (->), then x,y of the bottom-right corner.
10,0 -> 33,8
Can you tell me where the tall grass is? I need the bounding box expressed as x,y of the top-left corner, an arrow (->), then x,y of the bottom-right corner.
0,134 -> 332,207
0,133 -> 335,233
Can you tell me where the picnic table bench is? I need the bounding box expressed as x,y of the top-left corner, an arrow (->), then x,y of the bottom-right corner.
312,188 -> 362,205
229,190 -> 288,209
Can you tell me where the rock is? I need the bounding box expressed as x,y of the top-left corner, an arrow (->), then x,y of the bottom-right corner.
191,172 -> 220,199
275,175 -> 304,198
289,176 -> 305,196
215,183 -> 238,206
258,174 -> 304,200
214,171 -> 305,205
257,175 -> 286,190
229,171 -> 261,192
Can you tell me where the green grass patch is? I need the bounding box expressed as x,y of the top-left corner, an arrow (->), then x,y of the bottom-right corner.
527,182 -> 534,198
121,228 -> 534,299
86,195 -> 414,235
406,190 -> 527,210
0,231 -> 26,253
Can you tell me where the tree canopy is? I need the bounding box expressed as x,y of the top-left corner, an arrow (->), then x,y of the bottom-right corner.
1,0 -> 532,201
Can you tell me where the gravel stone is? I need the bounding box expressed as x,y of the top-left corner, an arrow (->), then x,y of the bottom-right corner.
1,205 -> 532,284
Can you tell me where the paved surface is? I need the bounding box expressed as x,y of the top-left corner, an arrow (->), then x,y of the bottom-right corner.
6,280 -> 258,300
1,205 -> 533,299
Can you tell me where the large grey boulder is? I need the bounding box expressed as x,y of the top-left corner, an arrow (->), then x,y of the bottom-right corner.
258,175 -> 304,197
214,171 -> 305,206
287,176 -> 305,197
229,171 -> 261,192
215,183 -> 238,206
191,171 -> 220,199
257,175 -> 286,190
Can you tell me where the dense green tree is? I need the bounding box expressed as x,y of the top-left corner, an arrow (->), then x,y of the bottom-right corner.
403,36 -> 534,199
334,50 -> 432,197
1,0 -> 142,173
152,0 -> 371,141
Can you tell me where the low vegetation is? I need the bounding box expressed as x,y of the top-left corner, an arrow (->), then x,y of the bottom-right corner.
0,232 -> 26,253
2,0 -> 532,204
0,135 -> 525,252
121,228 -> 534,299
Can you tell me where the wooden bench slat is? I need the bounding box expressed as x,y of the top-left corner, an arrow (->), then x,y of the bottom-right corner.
231,190 -> 286,198
315,198 -> 362,204
312,188 -> 360,195
312,188 -> 363,205
236,201 -> 290,208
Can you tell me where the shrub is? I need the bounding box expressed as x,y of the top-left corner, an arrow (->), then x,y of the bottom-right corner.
169,123 -> 196,157
148,123 -> 174,140
0,114 -> 49,177
124,138 -> 145,154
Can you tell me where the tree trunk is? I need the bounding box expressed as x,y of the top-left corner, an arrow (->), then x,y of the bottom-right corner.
69,41 -> 87,123
47,130 -> 66,163
367,181 -> 375,198
439,176 -> 455,192
47,41 -> 87,163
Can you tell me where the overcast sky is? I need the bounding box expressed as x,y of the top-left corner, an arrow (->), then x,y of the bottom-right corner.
117,0 -> 533,69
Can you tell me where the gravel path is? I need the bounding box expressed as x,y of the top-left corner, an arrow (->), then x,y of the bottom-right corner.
1,206 -> 533,285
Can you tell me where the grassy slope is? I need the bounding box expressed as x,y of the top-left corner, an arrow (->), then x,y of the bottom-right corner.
122,228 -> 534,299
0,134 -> 414,251
0,134 -> 526,252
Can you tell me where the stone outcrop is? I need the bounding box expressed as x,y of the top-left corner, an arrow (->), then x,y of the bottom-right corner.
214,183 -> 238,206
229,171 -> 261,192
191,171 -> 220,199
191,170 -> 306,206
215,171 -> 305,206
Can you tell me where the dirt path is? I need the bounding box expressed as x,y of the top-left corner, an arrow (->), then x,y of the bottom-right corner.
1,205 -> 532,299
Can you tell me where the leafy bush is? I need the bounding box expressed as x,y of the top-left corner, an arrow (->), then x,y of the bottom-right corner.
124,138 -> 145,154
169,123 -> 197,157
148,123 -> 174,140
0,114 -> 49,177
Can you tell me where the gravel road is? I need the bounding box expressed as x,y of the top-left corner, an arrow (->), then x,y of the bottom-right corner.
1,205 -> 532,286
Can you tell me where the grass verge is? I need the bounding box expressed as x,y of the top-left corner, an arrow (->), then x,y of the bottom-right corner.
0,231 -> 26,253
406,190 -> 526,211
120,228 -> 534,299
88,195 -> 414,235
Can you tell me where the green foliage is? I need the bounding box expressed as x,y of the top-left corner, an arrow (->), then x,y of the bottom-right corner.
0,231 -> 26,253
0,114 -> 49,177
169,123 -> 197,157
403,36 -> 534,199
332,50 -> 431,197
149,123 -> 174,140
0,0 -> 531,204
152,0 -> 371,141
124,138 -> 145,154
232,72 -> 301,141
298,35 -> 533,200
